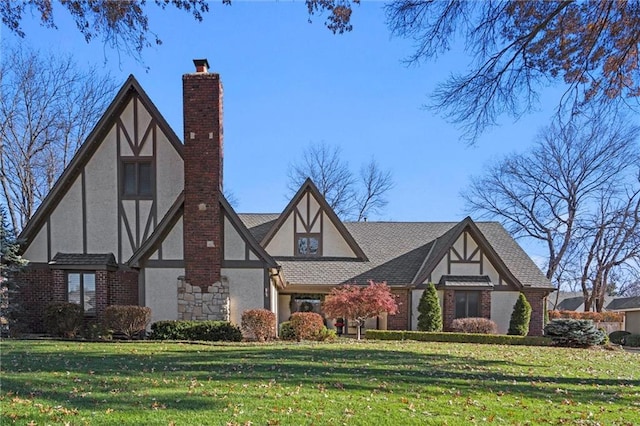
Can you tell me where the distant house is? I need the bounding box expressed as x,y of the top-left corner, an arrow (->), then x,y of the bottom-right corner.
16,60 -> 554,336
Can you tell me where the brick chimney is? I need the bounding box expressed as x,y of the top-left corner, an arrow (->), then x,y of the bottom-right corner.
182,58 -> 223,289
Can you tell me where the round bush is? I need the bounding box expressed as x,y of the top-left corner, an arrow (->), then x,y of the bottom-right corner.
289,312 -> 325,341
103,305 -> 151,339
241,309 -> 276,342
608,330 -> 631,345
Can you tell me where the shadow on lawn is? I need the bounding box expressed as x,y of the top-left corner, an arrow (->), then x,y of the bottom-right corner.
2,341 -> 638,411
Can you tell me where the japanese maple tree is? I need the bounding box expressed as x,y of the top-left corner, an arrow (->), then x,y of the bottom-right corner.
322,280 -> 398,340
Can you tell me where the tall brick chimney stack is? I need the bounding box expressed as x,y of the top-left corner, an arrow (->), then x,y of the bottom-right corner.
182,58 -> 223,289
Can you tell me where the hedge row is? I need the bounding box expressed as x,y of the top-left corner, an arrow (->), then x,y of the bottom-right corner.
548,310 -> 624,322
149,320 -> 242,342
365,330 -> 553,346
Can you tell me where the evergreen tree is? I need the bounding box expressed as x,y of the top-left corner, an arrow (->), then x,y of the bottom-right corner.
417,283 -> 442,332
508,293 -> 532,336
1,207 -> 28,336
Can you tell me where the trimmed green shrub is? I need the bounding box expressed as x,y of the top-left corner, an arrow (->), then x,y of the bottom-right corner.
451,317 -> 497,334
544,319 -> 606,347
365,330 -> 552,346
315,327 -> 338,342
103,305 -> 151,339
44,302 -> 84,338
241,309 -> 276,342
279,321 -> 296,340
417,283 -> 442,332
508,293 -> 532,336
624,334 -> 640,347
289,312 -> 325,341
608,330 -> 631,345
148,320 -> 242,341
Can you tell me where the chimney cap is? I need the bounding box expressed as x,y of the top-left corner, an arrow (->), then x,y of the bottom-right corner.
193,58 -> 210,73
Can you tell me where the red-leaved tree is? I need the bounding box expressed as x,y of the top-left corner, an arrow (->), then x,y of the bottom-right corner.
322,281 -> 398,340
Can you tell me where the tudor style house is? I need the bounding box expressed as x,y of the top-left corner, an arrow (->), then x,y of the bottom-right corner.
16,59 -> 554,336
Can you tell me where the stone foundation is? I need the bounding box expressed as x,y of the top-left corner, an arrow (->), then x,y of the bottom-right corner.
177,276 -> 229,321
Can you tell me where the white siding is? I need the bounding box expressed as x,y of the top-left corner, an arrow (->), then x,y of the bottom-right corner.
323,212 -> 356,257
265,215 -> 294,256
450,262 -> 481,275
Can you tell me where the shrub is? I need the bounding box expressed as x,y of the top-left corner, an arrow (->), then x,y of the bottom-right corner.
451,317 -> 497,334
365,330 -> 553,346
279,321 -> 296,340
315,326 -> 338,342
548,310 -> 624,322
103,305 -> 151,339
508,293 -> 532,336
608,330 -> 631,345
149,320 -> 194,340
624,334 -> 640,347
289,312 -> 325,341
417,283 -> 442,332
544,319 -> 606,347
148,320 -> 242,341
241,309 -> 276,342
44,302 -> 84,337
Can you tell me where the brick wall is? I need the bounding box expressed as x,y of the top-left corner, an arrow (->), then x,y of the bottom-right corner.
182,62 -> 223,291
13,266 -> 54,333
443,289 -> 455,331
110,269 -> 139,306
481,290 -> 492,319
387,290 -> 409,330
522,289 -> 548,336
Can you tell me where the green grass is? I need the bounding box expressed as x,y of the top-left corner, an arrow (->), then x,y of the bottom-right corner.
1,339 -> 638,425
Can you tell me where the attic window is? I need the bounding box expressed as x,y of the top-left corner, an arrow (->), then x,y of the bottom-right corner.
122,160 -> 152,197
297,233 -> 321,257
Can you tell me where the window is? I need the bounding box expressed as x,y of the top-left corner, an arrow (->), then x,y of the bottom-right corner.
122,161 -> 152,197
296,234 -> 321,256
455,291 -> 480,318
67,272 -> 96,315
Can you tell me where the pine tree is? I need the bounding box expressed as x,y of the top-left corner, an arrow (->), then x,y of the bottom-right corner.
1,207 -> 28,336
508,293 -> 532,336
417,283 -> 442,332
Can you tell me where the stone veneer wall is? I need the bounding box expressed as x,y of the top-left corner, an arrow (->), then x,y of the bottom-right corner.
177,276 -> 230,321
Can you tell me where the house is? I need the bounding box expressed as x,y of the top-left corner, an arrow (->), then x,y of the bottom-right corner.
16,59 -> 554,336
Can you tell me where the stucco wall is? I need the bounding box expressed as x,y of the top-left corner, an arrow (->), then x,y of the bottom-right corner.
162,217 -> 184,260
50,175 -> 83,254
626,311 -> 640,334
85,126 -> 118,254
223,268 -> 265,326
144,268 -> 183,325
265,215 -> 294,256
155,131 -> 184,216
22,223 -> 48,262
491,291 -> 520,334
278,294 -> 292,324
323,213 -> 356,257
224,216 -> 246,260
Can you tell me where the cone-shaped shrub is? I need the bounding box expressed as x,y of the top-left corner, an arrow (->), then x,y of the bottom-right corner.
417,283 -> 442,331
508,293 -> 532,336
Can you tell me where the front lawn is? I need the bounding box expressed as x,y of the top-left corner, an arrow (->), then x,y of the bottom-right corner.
1,339 -> 638,425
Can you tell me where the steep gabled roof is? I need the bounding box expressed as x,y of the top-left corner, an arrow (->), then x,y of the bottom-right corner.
411,216 -> 549,289
239,216 -> 552,289
19,75 -> 183,251
260,178 -> 367,260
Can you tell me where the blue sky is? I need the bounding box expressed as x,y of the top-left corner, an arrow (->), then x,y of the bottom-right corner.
2,2 -> 564,260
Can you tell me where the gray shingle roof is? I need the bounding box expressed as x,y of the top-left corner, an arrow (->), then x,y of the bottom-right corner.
606,296 -> 640,310
50,252 -> 117,267
238,216 -> 552,289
